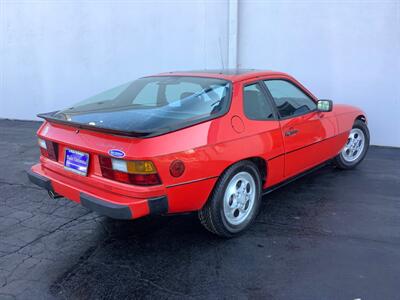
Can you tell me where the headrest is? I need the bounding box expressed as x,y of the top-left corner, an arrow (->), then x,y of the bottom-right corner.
180,92 -> 195,100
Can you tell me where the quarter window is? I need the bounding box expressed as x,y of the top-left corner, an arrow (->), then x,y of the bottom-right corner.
264,80 -> 316,118
134,82 -> 159,106
243,83 -> 275,120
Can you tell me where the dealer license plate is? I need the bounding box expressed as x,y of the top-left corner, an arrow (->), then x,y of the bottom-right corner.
64,148 -> 89,176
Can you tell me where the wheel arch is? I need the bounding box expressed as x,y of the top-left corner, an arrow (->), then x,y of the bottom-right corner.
356,114 -> 367,124
247,157 -> 267,185
218,156 -> 268,186
198,156 -> 268,211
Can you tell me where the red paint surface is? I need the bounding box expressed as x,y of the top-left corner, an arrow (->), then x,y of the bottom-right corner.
31,71 -> 367,219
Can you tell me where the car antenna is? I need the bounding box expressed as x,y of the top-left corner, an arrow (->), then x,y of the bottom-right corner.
218,37 -> 225,70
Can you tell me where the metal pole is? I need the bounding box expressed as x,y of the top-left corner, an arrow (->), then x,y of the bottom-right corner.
228,0 -> 239,69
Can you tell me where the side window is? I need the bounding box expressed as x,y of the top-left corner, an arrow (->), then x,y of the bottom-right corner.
243,83 -> 275,120
264,80 -> 316,118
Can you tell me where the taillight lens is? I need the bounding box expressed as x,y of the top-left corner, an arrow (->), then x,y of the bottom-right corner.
99,156 -> 161,186
38,138 -> 58,161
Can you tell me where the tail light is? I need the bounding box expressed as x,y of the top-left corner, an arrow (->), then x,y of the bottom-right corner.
99,156 -> 161,186
38,138 -> 58,161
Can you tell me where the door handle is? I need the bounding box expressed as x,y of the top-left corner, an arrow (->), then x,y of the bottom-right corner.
285,129 -> 299,136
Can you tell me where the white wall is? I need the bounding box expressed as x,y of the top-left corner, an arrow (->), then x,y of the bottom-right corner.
1,0 -> 399,147
238,0 -> 400,147
0,0 -> 228,119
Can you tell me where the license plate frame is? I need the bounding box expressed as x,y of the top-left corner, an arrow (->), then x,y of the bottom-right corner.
64,148 -> 90,176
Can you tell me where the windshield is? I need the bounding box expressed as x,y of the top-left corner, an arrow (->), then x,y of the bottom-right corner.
44,76 -> 232,137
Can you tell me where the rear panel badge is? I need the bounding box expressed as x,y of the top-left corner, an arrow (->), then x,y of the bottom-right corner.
108,149 -> 125,158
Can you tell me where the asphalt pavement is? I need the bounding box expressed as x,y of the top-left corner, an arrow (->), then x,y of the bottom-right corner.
0,119 -> 399,300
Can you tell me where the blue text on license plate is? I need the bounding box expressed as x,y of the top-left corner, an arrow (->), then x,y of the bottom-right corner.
64,149 -> 89,176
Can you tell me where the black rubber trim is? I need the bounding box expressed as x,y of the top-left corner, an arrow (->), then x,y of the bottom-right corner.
27,170 -> 52,191
148,196 -> 168,215
80,193 -> 132,220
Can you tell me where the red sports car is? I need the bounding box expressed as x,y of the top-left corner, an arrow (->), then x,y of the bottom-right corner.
28,70 -> 369,237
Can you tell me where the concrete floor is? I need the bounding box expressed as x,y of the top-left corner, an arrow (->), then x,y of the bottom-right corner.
0,119 -> 399,300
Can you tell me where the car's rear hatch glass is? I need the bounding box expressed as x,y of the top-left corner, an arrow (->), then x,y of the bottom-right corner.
39,76 -> 232,137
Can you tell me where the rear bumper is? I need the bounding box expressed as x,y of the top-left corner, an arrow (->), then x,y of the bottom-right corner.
27,167 -> 168,220
79,193 -> 133,219
27,170 -> 52,191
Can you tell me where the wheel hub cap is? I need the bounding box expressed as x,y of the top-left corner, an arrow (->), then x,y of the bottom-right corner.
223,172 -> 256,225
341,128 -> 365,162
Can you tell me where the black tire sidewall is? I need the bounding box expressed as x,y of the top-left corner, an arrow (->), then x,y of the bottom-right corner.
212,162 -> 262,235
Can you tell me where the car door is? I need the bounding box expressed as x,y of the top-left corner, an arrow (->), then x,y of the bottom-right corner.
262,79 -> 328,178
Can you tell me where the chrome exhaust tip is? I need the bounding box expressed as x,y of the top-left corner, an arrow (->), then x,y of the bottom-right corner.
48,190 -> 63,199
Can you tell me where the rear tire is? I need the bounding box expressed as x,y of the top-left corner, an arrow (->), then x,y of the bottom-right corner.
334,119 -> 370,170
198,161 -> 262,238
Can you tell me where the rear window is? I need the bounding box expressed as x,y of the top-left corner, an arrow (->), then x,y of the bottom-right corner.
44,76 -> 232,137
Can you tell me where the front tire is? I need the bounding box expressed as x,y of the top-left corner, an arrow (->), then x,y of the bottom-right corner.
198,161 -> 262,238
334,119 -> 370,169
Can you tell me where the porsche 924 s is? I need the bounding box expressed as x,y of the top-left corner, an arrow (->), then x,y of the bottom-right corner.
28,70 -> 369,237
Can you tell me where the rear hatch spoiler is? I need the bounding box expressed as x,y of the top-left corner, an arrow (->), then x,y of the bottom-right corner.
37,112 -> 159,138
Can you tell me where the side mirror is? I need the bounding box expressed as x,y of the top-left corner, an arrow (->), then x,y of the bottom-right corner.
317,99 -> 333,112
